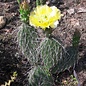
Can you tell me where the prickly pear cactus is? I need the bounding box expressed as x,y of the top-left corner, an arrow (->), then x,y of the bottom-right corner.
28,66 -> 54,86
17,23 -> 40,65
17,22 -> 80,86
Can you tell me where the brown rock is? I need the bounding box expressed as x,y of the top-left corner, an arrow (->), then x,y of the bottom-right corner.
0,16 -> 7,29
67,8 -> 75,15
77,7 -> 86,13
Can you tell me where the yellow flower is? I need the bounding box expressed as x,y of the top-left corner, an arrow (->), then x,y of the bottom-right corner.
29,5 -> 61,30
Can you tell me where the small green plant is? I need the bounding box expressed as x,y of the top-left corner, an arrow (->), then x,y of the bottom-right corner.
17,0 -> 81,86
61,75 -> 78,86
17,0 -> 30,23
1,71 -> 17,86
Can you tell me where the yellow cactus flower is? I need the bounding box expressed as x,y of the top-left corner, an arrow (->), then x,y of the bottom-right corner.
29,5 -> 61,30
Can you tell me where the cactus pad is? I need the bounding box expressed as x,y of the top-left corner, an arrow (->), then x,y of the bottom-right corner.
28,66 -> 54,86
17,23 -> 40,65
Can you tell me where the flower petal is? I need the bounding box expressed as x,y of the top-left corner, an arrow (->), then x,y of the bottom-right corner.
29,5 -> 62,30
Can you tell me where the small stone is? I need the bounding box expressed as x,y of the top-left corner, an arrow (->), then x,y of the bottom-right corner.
77,7 -> 86,13
67,8 -> 75,15
0,16 -> 7,29
70,18 -> 80,27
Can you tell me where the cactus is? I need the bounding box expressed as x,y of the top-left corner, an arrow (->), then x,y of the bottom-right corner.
17,22 -> 81,85
28,66 -> 54,86
17,23 -> 40,65
17,0 -> 81,84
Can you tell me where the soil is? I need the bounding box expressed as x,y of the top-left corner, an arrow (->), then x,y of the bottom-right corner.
0,0 -> 86,86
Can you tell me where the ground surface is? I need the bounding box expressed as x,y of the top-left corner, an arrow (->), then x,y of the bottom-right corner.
0,0 -> 86,86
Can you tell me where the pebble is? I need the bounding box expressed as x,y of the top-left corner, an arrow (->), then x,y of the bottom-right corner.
0,16 -> 7,29
67,8 -> 75,15
77,7 -> 86,13
70,18 -> 80,27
